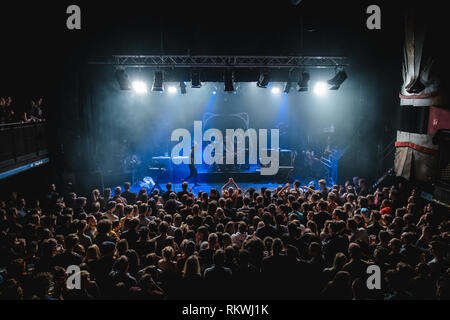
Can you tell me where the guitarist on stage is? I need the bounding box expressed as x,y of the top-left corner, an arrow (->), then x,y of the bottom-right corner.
183,142 -> 200,187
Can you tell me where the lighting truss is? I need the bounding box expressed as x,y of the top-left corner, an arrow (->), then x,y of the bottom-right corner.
89,55 -> 349,69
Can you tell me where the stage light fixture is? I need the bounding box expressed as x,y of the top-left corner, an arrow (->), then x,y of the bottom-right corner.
191,71 -> 202,88
115,69 -> 131,90
132,80 -> 148,94
167,86 -> 177,94
327,70 -> 347,90
212,90 -> 217,95
256,71 -> 270,88
297,72 -> 310,92
180,81 -> 187,94
224,70 -> 235,92
313,82 -> 328,96
284,82 -> 292,94
152,71 -> 164,92
271,87 -> 281,95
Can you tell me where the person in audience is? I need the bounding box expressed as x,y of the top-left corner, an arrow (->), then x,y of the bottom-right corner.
0,97 -> 7,123
203,249 -> 232,299
27,99 -> 43,122
5,96 -> 17,123
121,182 -> 137,205
108,255 -> 138,291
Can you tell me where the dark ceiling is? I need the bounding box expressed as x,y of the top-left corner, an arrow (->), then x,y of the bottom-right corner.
0,0 -> 443,97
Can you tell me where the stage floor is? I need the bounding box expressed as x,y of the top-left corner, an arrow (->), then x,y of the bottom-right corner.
129,176 -> 319,195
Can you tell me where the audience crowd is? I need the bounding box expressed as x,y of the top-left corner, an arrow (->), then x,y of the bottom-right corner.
0,177 -> 449,300
0,96 -> 45,124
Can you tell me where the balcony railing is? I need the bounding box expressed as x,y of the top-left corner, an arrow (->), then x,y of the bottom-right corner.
0,122 -> 49,175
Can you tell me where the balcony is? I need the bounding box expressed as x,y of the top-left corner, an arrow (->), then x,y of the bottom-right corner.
0,122 -> 49,179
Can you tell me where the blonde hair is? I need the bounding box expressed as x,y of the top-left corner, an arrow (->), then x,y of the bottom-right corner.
182,255 -> 200,278
162,246 -> 174,261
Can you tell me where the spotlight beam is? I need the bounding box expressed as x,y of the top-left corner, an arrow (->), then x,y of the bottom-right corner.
313,82 -> 327,96
132,80 -> 148,94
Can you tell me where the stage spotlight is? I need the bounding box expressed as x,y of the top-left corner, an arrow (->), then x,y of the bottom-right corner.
167,86 -> 177,94
327,70 -> 347,90
191,71 -> 202,88
132,80 -> 148,94
224,70 -> 235,92
180,81 -> 187,94
256,71 -> 270,88
152,71 -> 164,92
284,82 -> 292,94
115,69 -> 130,90
297,72 -> 310,92
313,82 -> 327,96
212,90 -> 217,95
271,87 -> 281,95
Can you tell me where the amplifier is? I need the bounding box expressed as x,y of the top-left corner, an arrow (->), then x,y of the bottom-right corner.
280,149 -> 295,167
260,149 -> 296,167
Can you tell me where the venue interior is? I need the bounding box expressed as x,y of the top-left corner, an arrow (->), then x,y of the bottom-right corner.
0,0 -> 449,301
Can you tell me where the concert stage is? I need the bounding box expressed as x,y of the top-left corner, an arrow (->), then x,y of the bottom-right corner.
127,163 -> 299,194
198,166 -> 297,182
113,146 -> 340,195
129,180 -> 311,196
